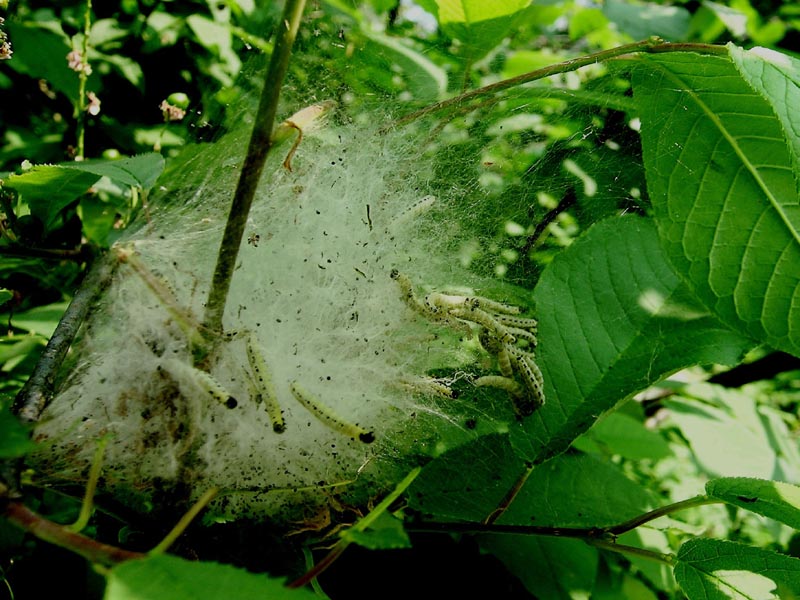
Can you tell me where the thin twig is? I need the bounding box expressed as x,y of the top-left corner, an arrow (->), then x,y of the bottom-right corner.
392,38 -> 727,129
202,0 -> 307,334
68,437 -> 109,533
12,253 -> 114,425
0,244 -> 91,262
586,538 -> 675,564
74,0 -> 93,160
604,495 -> 716,536
484,462 -> 534,524
520,187 -> 577,257
149,487 -> 219,555
408,494 -> 721,542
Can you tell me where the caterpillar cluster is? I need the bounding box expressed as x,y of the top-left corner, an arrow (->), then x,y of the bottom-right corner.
390,270 -> 544,417
121,248 -> 376,445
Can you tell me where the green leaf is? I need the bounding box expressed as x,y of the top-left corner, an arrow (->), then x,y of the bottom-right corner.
603,0 -> 691,41
0,335 -> 45,366
514,216 -> 753,463
496,452 -> 654,527
362,32 -> 447,101
409,436 -> 652,526
664,394 -> 780,480
576,411 -> 673,461
728,45 -> 800,175
0,289 -> 12,306
707,478 -> 800,530
343,512 -> 411,550
633,49 -> 800,357
105,555 -> 317,600
479,536 -> 597,599
664,383 -> 799,480
416,0 -> 531,62
4,21 -> 79,100
0,405 -> 36,459
4,155 -> 164,228
59,153 -> 166,189
675,539 -> 800,599
408,433 -> 522,523
9,301 -> 69,337
4,167 -> 99,227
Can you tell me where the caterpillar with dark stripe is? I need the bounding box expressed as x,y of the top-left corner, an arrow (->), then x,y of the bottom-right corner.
289,381 -> 375,444
245,334 -> 286,433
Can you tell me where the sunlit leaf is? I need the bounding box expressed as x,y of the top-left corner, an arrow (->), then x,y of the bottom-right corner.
675,539 -> 800,599
707,478 -> 800,530
663,385 -> 787,479
415,0 -> 531,62
634,49 -> 800,356
575,411 -> 672,461
514,216 -> 753,462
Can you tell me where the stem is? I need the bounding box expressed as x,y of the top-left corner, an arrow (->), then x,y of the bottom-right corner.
12,253 -> 112,425
149,487 -> 219,555
68,437 -> 108,533
393,38 -> 726,128
202,0 -> 307,334
520,187 -> 577,257
605,495 -> 718,536
484,462 -> 533,524
586,538 -> 675,565
408,495 -> 723,542
0,244 -> 90,262
2,500 -> 145,566
75,0 -> 92,160
286,467 -> 421,589
460,57 -> 473,93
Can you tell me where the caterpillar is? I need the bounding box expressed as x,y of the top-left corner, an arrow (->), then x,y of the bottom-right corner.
245,334 -> 286,433
391,270 -> 447,321
391,194 -> 437,226
506,346 -> 545,409
474,375 -> 536,417
496,314 -> 538,332
449,305 -> 515,344
161,358 -> 237,409
288,381 -> 375,444
474,375 -> 525,398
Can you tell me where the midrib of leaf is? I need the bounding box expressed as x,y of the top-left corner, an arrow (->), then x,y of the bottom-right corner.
650,61 -> 800,251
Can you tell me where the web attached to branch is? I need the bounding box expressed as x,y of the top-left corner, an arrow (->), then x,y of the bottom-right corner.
30,56 -> 644,523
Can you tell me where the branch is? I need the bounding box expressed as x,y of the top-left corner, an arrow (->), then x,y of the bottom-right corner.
520,187 -> 577,258
392,38 -> 728,128
407,494 -> 721,543
12,253 -> 115,425
202,0 -> 307,334
2,500 -> 145,566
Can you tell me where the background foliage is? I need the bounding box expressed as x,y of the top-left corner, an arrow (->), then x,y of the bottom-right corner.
1,0 -> 800,598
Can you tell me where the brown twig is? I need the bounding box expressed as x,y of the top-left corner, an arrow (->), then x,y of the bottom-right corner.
520,187 -> 577,257
12,253 -> 115,425
391,39 -> 728,129
202,0 -> 307,334
2,500 -> 145,566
